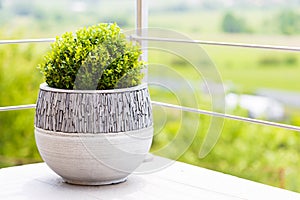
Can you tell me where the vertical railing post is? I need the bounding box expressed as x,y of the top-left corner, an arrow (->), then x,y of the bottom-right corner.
136,0 -> 148,82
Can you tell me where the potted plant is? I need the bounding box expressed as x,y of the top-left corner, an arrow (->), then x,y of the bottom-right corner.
34,23 -> 153,185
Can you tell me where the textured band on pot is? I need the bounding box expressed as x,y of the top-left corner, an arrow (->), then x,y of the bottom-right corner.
35,83 -> 153,133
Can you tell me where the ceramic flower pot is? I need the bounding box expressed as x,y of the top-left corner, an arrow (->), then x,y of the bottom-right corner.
34,83 -> 153,185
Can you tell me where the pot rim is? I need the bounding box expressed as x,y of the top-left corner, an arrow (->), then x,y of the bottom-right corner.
39,83 -> 148,94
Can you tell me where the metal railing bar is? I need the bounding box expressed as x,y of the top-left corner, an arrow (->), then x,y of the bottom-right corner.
0,104 -> 36,111
1,101 -> 300,132
131,35 -> 300,52
1,36 -> 300,52
0,38 -> 55,45
152,101 -> 300,132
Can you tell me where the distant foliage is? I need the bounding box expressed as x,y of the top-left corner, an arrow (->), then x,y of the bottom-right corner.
12,0 -> 34,16
277,10 -> 300,35
150,98 -> 300,192
259,54 -> 298,67
101,16 -> 129,27
221,12 -> 250,33
39,23 -> 145,90
0,42 -> 44,167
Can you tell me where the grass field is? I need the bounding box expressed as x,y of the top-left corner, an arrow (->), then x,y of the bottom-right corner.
148,41 -> 300,93
204,45 -> 300,92
147,9 -> 300,93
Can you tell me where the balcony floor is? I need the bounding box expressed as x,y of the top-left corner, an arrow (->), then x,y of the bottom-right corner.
0,155 -> 300,200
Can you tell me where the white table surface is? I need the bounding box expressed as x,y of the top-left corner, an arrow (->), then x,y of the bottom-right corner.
1,155 -> 300,200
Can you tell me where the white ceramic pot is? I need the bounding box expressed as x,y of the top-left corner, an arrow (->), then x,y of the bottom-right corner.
34,83 -> 153,185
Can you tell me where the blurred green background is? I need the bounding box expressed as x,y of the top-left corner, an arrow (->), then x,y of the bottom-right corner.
1,0 -> 300,193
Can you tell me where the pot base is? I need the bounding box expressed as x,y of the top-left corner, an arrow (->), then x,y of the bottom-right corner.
63,177 -> 127,186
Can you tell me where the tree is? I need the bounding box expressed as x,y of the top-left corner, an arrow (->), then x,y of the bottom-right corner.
278,10 -> 300,35
221,12 -> 250,33
12,0 -> 34,16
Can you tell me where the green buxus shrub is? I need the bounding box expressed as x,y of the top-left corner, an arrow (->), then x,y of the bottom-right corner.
39,23 -> 145,90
